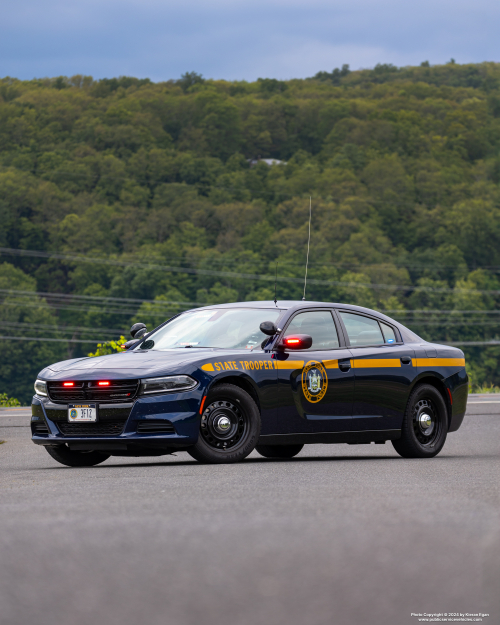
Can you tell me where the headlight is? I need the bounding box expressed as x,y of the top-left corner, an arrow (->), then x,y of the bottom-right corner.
139,375 -> 198,395
34,379 -> 48,397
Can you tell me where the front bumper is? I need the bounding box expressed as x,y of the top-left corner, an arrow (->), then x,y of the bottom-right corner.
31,389 -> 203,452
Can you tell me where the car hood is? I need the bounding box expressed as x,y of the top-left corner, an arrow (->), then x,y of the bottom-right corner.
39,348 -> 220,381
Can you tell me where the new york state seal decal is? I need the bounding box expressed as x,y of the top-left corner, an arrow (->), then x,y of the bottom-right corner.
301,361 -> 328,403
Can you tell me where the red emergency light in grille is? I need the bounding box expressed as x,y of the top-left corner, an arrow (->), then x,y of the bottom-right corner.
47,379 -> 139,404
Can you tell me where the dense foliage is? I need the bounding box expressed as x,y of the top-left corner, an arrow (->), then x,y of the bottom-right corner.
0,393 -> 21,407
1,62 -> 500,402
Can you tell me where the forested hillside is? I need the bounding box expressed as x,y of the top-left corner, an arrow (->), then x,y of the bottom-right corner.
2,62 -> 500,402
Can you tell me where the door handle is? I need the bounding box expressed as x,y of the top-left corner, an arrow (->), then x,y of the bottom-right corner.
339,361 -> 351,372
400,356 -> 412,365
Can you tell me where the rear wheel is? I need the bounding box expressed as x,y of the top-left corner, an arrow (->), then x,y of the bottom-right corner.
255,444 -> 303,459
187,384 -> 261,464
392,384 -> 448,458
45,445 -> 110,467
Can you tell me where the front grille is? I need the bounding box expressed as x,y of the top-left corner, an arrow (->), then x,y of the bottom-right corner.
136,420 -> 175,434
47,380 -> 139,404
32,421 -> 49,435
57,419 -> 127,436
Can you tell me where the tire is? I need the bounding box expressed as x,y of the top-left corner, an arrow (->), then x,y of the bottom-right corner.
392,384 -> 448,458
255,444 -> 303,459
187,384 -> 261,464
45,445 -> 110,467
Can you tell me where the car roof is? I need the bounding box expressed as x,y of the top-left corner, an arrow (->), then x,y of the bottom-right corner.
191,300 -> 396,323
194,300 -> 365,310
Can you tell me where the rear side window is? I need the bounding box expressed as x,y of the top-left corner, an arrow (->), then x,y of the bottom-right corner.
380,322 -> 397,344
339,312 -> 384,347
284,311 -> 339,350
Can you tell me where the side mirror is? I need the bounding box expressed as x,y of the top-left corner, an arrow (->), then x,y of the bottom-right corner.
277,334 -> 313,350
130,322 -> 147,339
260,321 -> 278,336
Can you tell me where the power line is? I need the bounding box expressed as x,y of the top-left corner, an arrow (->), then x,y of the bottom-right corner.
0,287 -> 202,307
445,341 -> 500,346
2,288 -> 499,321
2,292 -> 499,320
383,309 -> 500,315
2,246 -> 499,274
1,300 -> 184,317
2,247 -> 500,294
2,321 -> 126,335
0,335 -> 99,344
3,300 -> 499,324
407,321 -> 500,327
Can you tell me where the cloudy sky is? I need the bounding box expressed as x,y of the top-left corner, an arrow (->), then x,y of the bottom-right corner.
1,0 -> 499,82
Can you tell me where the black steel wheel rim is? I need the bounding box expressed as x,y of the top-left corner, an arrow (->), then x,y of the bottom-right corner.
200,400 -> 248,451
412,398 -> 442,447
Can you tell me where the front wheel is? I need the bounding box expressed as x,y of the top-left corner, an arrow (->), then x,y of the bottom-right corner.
45,445 -> 110,467
187,384 -> 261,464
255,444 -> 303,459
392,384 -> 448,458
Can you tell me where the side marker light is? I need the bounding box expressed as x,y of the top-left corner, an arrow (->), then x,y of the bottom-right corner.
199,395 -> 207,414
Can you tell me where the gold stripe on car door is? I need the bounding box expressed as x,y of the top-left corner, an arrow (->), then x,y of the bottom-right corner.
351,359 -> 402,368
322,359 -> 339,368
413,358 -> 465,368
275,360 -> 305,370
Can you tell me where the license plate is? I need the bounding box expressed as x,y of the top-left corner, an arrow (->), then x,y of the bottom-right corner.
68,404 -> 97,422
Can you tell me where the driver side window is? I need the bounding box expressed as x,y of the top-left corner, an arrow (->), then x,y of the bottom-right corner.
284,311 -> 339,350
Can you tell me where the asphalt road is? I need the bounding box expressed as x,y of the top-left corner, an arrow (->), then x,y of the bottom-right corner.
0,397 -> 498,625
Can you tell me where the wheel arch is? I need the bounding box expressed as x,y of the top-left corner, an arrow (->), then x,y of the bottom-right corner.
410,375 -> 452,427
208,374 -> 262,414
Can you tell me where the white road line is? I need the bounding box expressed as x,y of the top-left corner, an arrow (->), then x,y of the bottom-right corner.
0,408 -> 29,411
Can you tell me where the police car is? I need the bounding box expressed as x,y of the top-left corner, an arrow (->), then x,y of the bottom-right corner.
31,301 -> 468,467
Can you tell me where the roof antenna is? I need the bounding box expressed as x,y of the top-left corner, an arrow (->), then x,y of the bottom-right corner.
302,196 -> 312,301
274,261 -> 278,306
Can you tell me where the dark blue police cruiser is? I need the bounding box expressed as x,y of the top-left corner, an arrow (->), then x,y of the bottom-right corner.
31,301 -> 468,467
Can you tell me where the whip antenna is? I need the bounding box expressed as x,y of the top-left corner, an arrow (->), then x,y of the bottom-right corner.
302,196 -> 312,301
274,262 -> 278,306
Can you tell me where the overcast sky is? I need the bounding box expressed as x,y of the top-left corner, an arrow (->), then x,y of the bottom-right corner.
1,0 -> 499,82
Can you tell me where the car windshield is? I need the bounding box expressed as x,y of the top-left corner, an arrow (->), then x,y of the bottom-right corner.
137,308 -> 282,350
